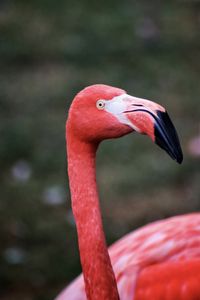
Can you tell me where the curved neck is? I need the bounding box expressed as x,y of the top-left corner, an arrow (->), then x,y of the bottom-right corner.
67,131 -> 119,300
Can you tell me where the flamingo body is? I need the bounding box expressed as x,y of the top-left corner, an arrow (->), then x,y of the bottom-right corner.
135,259 -> 200,300
55,85 -> 199,300
56,214 -> 200,300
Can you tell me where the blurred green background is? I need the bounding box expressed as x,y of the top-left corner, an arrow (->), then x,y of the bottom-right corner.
1,1 -> 200,299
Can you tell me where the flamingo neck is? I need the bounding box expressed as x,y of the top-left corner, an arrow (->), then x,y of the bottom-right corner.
67,132 -> 119,300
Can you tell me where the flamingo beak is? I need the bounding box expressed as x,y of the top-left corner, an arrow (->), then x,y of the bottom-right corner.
126,106 -> 183,163
124,102 -> 183,164
105,94 -> 183,164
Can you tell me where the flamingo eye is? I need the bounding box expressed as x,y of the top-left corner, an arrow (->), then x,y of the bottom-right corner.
96,100 -> 105,110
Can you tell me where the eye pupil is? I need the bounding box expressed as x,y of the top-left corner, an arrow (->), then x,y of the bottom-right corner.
96,100 -> 105,110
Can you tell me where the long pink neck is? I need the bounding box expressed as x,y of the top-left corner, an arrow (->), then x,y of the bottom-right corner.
67,131 -> 119,300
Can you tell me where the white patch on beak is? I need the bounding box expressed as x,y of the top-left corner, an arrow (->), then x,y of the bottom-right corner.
105,94 -> 128,114
104,94 -> 141,132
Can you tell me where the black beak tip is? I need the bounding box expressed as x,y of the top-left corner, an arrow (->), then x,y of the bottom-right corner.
176,152 -> 183,164
154,110 -> 183,164
173,151 -> 183,164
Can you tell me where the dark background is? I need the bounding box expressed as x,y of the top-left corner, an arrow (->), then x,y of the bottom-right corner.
1,1 -> 200,299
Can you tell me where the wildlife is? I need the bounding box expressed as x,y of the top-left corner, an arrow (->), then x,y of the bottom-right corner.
56,84 -> 200,300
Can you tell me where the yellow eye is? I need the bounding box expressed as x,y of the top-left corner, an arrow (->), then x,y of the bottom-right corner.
96,100 -> 105,110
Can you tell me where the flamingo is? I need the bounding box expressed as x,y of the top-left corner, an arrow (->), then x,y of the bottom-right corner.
56,84 -> 200,300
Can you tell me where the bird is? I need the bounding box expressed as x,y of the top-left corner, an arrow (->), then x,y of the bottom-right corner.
56,84 -> 200,300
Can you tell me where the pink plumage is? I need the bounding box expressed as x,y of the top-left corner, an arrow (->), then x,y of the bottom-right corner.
56,214 -> 200,300
56,85 -> 200,300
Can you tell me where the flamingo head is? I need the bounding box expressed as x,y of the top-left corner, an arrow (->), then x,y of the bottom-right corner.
67,84 -> 183,163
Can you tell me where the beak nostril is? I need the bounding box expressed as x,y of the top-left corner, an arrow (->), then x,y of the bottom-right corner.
132,104 -> 144,107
